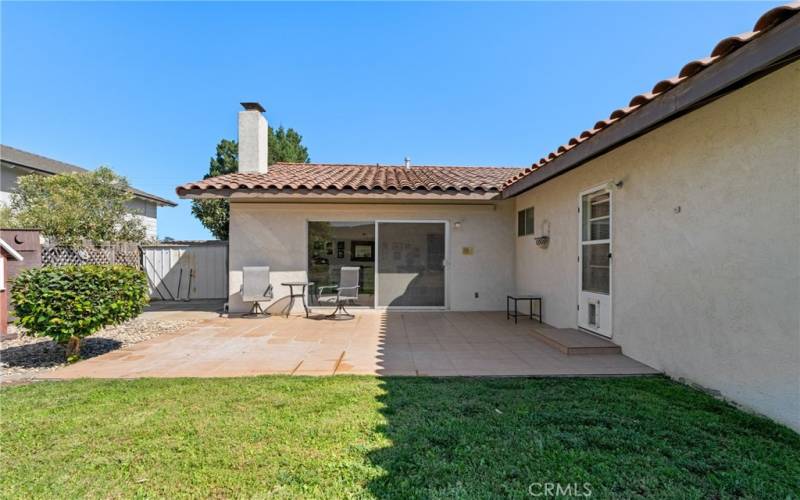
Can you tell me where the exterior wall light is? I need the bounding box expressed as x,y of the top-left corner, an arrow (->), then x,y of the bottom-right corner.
535,219 -> 551,249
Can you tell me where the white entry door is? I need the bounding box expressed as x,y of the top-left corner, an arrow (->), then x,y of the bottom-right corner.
577,187 -> 612,337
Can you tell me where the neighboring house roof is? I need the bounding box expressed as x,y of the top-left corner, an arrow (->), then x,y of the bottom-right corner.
501,2 -> 800,197
1,145 -> 177,207
0,238 -> 24,261
177,162 -> 524,197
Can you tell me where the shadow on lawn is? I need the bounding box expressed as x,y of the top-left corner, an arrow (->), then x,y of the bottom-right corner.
365,376 -> 579,498
0,337 -> 122,368
362,309 -> 800,500
364,311 -> 556,497
364,376 -> 800,498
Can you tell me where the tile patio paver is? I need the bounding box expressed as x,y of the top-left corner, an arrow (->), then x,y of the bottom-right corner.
40,311 -> 659,379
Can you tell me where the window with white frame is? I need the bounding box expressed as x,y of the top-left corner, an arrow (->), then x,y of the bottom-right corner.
517,207 -> 534,236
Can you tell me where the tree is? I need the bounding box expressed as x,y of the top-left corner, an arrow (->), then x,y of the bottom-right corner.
8,166 -> 146,246
269,126 -> 309,166
0,205 -> 13,228
192,126 -> 309,240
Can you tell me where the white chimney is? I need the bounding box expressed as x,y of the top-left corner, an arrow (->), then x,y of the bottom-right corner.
238,102 -> 268,173
404,157 -> 411,169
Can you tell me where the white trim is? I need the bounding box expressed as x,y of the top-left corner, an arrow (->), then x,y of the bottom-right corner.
0,239 -> 23,262
577,183 -> 613,337
373,221 -> 379,309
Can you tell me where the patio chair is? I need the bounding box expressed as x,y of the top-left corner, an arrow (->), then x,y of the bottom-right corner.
241,266 -> 273,316
316,266 -> 360,319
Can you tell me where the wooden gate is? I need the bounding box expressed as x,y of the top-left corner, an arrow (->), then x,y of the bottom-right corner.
141,241 -> 227,300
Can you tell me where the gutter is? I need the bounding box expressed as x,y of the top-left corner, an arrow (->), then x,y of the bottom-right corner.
502,15 -> 800,198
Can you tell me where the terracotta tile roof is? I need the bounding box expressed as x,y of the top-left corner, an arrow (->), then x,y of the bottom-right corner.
177,162 -> 524,196
178,3 -> 798,200
502,1 -> 800,190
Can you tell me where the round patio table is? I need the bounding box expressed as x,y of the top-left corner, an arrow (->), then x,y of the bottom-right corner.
281,282 -> 314,318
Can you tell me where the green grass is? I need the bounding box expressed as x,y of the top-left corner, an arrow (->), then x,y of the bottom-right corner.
1,376 -> 798,499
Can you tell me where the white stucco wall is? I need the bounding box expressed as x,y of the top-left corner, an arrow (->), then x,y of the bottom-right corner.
228,201 -> 516,314
138,214 -> 158,240
514,61 -> 800,430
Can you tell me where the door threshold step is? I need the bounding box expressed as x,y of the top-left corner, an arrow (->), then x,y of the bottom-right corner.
530,326 -> 621,355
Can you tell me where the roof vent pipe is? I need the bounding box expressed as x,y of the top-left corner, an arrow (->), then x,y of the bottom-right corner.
404,157 -> 411,169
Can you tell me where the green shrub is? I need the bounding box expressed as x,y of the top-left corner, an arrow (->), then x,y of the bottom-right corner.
11,265 -> 149,361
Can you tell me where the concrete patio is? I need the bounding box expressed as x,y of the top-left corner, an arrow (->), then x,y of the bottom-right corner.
40,310 -> 657,379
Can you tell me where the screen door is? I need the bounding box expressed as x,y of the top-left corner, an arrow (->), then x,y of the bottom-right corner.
377,222 -> 446,307
578,189 -> 612,337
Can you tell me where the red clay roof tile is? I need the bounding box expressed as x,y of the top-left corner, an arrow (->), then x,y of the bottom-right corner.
502,1 -> 800,190
177,162 -> 524,196
175,3 -> 799,198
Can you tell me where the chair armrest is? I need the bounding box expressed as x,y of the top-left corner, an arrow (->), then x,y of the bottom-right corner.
336,285 -> 360,298
316,284 -> 338,298
240,283 -> 274,300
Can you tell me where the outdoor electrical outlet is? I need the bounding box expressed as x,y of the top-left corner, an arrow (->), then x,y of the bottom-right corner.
474,292 -> 479,298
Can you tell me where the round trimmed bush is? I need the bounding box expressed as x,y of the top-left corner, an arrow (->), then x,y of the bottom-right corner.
11,264 -> 149,361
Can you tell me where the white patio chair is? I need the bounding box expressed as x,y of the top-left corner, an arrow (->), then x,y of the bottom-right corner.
316,266 -> 360,319
241,266 -> 273,316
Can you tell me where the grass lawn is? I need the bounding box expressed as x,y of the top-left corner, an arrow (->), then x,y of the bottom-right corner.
1,376 -> 798,498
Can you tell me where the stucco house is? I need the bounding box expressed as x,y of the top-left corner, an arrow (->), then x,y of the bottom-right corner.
0,145 -> 176,239
178,3 -> 800,430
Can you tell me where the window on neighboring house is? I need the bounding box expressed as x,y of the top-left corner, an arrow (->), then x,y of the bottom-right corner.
517,207 -> 534,236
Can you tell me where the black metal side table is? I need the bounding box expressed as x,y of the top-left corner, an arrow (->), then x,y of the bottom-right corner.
282,282 -> 314,318
507,295 -> 542,324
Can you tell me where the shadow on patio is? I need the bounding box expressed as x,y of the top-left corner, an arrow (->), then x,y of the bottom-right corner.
365,311 -> 657,377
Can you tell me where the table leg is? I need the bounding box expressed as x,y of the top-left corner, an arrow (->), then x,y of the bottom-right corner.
538,299 -> 542,323
514,299 -> 518,324
301,286 -> 310,318
506,296 -> 510,320
286,292 -> 295,318
529,299 -> 533,321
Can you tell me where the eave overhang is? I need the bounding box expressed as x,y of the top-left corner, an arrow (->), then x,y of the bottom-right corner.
502,14 -> 800,198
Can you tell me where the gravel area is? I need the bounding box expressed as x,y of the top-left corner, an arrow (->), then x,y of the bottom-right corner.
1,318 -> 201,384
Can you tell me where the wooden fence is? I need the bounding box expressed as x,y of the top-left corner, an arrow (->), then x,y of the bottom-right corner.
35,241 -> 228,300
141,242 -> 228,300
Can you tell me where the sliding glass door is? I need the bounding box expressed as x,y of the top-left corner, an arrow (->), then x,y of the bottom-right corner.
307,221 -> 375,307
376,222 -> 446,307
307,220 -> 447,308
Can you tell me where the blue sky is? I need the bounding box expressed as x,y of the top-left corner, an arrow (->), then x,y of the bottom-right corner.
1,1 -> 772,240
